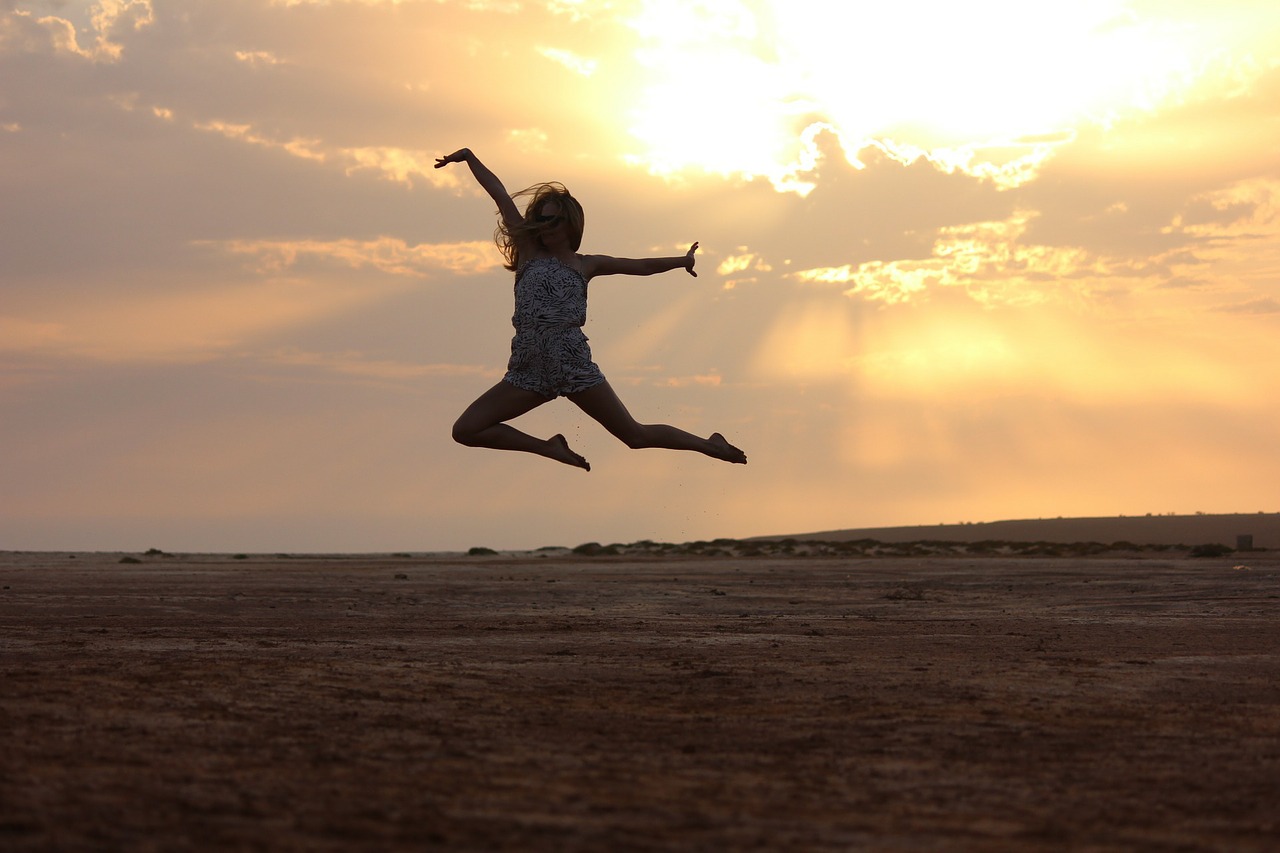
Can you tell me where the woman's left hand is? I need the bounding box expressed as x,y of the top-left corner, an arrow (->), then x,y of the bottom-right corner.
685,242 -> 699,277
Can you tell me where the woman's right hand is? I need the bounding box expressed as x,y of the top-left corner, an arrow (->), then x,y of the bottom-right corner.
434,148 -> 472,169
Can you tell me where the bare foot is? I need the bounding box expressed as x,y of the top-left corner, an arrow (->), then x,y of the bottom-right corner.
549,434 -> 590,471
708,433 -> 747,464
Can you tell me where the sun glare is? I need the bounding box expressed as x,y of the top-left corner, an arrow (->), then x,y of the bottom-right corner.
624,0 -> 1202,185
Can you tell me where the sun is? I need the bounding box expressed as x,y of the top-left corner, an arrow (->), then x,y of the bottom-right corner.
621,1 -> 806,185
623,0 -> 1198,186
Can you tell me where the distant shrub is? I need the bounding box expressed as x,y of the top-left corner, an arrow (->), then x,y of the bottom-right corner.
467,547 -> 498,556
1189,543 -> 1234,558
118,556 -> 142,564
572,542 -> 622,556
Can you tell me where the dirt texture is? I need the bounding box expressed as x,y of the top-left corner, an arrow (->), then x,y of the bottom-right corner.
2,551 -> 1278,851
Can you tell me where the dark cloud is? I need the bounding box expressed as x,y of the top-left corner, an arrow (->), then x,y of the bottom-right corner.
612,129 -> 1019,276
782,132 -> 1014,269
1212,297 -> 1280,315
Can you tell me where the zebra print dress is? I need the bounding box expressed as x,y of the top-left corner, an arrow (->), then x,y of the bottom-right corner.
502,256 -> 606,398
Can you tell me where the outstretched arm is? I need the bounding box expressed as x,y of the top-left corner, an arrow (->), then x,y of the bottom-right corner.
582,242 -> 700,279
434,148 -> 522,229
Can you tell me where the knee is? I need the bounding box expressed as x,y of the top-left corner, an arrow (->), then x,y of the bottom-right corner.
617,425 -> 651,450
451,417 -> 478,446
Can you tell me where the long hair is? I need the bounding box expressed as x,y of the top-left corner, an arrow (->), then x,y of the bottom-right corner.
495,182 -> 585,272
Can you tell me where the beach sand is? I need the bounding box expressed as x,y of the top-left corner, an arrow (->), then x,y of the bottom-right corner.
2,550 -> 1277,851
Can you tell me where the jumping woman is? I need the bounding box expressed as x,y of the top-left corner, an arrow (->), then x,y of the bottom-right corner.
435,148 -> 747,472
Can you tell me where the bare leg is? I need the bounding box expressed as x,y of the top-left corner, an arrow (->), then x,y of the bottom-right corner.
452,381 -> 590,470
568,380 -> 747,464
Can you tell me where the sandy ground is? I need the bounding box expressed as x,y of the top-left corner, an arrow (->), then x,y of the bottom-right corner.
2,551 -> 1278,852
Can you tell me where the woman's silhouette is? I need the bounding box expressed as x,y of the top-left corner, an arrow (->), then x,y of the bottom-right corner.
435,148 -> 747,471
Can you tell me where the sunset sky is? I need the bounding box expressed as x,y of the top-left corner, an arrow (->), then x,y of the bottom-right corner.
3,0 -> 1278,552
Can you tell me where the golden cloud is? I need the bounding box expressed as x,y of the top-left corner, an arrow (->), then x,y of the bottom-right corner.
536,46 -> 597,76
787,209 -> 1211,308
191,118 -> 457,187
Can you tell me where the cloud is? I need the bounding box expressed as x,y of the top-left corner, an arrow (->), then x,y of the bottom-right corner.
781,131 -> 1016,268
715,250 -> 772,289
267,0 -> 420,6
1,277 -> 418,364
787,204 -> 1237,309
4,0 -> 153,61
192,118 -> 458,187
208,237 -> 503,277
265,347 -> 494,381
791,260 -> 942,306
1212,298 -> 1280,315
0,315 -> 68,351
195,118 -> 326,163
657,373 -> 721,388
616,0 -> 1263,191
234,49 -> 287,67
1018,65 -> 1280,252
536,45 -> 596,76
678,130 -> 1027,297
755,65 -> 1280,308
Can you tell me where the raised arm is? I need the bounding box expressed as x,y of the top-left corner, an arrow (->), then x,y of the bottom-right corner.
582,242 -> 700,280
434,148 -> 522,229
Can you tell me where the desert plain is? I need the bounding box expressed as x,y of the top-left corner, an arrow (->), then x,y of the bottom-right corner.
2,547 -> 1277,851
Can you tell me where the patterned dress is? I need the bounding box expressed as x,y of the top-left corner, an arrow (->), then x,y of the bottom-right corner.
502,256 -> 606,398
